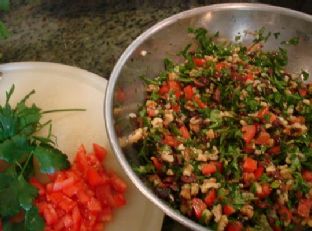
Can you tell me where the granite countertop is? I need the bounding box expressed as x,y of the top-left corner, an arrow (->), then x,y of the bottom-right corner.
0,1 -> 311,230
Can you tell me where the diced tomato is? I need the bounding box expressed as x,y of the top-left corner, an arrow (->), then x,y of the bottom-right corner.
212,161 -> 223,173
193,57 -> 206,67
183,85 -> 194,100
192,198 -> 207,219
298,198 -> 311,218
62,184 -> 79,197
163,134 -> 180,147
171,103 -> 180,112
87,168 -> 104,187
204,189 -> 217,207
179,126 -> 190,139
151,156 -> 163,171
302,170 -> 312,182
223,204 -> 235,215
201,163 -> 217,175
74,145 -> 88,173
245,73 -> 254,81
113,193 -> 127,208
110,174 -> 127,193
53,176 -> 75,191
257,106 -> 277,123
33,144 -> 127,231
279,206 -> 292,222
43,204 -> 58,225
257,106 -> 269,119
254,164 -> 264,180
159,83 -> 170,96
168,80 -> 182,99
93,143 -> 107,161
226,221 -> 243,231
241,124 -> 256,143
299,88 -> 307,97
194,96 -> 206,109
243,157 -> 257,173
267,145 -> 281,155
216,62 -> 226,72
257,183 -> 272,199
255,131 -> 271,146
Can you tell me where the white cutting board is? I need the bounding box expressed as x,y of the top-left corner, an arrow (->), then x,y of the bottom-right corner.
0,62 -> 164,231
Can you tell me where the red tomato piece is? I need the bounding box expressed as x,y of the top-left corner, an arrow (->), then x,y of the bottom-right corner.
93,143 -> 107,161
216,62 -> 226,72
204,189 -> 217,207
267,145 -> 281,155
193,57 -> 206,67
53,176 -> 75,191
34,144 -> 126,231
257,107 -> 277,123
245,73 -> 254,81
43,204 -> 58,225
299,88 -> 307,97
201,163 -> 217,175
163,134 -> 180,147
194,96 -> 206,109
298,199 -> 311,218
226,221 -> 243,231
171,103 -> 180,112
279,206 -> 292,222
212,161 -> 223,173
87,168 -> 104,187
183,85 -> 194,100
257,183 -> 272,199
255,131 -> 271,146
74,145 -> 88,173
110,173 -> 127,193
159,83 -> 170,96
112,193 -> 127,208
192,198 -> 207,219
179,126 -> 190,139
151,156 -> 163,171
223,204 -> 235,215
243,157 -> 257,173
168,80 -> 182,99
302,170 -> 312,182
241,124 -> 256,143
254,164 -> 264,180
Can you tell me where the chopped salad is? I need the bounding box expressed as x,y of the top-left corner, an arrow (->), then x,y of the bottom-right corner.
129,28 -> 312,231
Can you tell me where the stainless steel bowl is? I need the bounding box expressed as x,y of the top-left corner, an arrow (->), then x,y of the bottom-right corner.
105,4 -> 312,230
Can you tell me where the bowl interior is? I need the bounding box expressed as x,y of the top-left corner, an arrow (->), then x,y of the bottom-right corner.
107,4 -> 312,230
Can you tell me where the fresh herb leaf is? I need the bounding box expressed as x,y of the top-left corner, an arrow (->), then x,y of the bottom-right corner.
25,207 -> 45,231
33,144 -> 70,174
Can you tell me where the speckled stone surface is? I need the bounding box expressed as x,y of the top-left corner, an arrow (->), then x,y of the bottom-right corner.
0,1 -> 311,230
1,0 -> 310,78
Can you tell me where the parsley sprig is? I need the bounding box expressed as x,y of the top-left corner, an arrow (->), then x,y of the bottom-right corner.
0,85 -> 83,231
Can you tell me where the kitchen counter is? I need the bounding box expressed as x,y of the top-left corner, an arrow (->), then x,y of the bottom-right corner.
0,1 -> 311,230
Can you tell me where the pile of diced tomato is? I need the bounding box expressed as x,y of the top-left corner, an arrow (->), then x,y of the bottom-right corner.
30,144 -> 127,231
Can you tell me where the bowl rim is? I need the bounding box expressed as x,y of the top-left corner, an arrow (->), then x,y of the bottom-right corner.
105,3 -> 312,231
